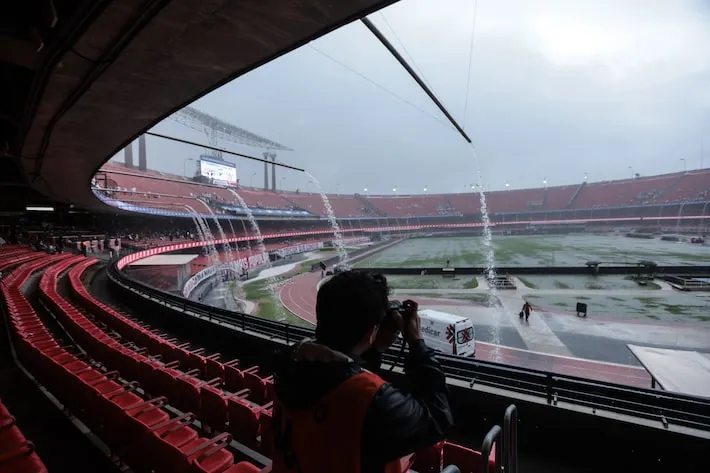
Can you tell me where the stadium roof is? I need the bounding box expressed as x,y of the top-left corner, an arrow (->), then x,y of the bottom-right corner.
0,0 -> 398,213
128,254 -> 199,266
172,106 -> 293,151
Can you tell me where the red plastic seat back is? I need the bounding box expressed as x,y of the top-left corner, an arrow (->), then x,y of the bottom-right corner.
226,398 -> 259,446
242,372 -> 266,404
224,365 -> 244,392
443,442 -> 493,473
200,385 -> 228,431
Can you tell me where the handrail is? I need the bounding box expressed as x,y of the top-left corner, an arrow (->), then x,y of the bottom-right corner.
106,262 -> 710,433
503,405 -> 518,473
481,425 -> 502,473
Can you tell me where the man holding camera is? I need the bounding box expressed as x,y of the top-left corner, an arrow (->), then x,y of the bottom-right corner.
270,271 -> 453,473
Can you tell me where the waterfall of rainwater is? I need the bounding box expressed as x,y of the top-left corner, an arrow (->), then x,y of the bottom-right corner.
675,202 -> 687,239
184,205 -> 220,268
196,198 -> 238,278
474,162 -> 503,359
225,219 -> 242,261
226,189 -> 285,319
304,172 -> 349,267
238,218 -> 252,254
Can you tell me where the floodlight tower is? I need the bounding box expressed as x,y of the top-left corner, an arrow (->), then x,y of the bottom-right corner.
170,106 -> 292,183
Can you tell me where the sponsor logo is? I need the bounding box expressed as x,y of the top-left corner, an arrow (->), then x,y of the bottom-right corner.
422,326 -> 440,337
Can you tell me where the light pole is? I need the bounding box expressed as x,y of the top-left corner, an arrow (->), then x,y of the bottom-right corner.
680,158 -> 687,173
250,172 -> 256,187
505,181 -> 510,191
543,178 -> 547,189
363,186 -> 368,195
423,185 -> 428,192
335,183 -> 340,194
183,158 -> 194,178
584,172 -> 588,182
392,186 -> 397,193
628,166 -> 634,179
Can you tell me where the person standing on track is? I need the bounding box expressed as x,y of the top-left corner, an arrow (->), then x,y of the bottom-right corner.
522,300 -> 532,322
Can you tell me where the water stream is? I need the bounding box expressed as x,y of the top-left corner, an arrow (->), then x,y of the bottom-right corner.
226,189 -> 285,320
473,155 -> 503,360
196,198 -> 238,280
184,205 -> 220,268
305,172 -> 349,268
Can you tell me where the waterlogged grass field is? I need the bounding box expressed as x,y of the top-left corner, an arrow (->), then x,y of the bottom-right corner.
517,275 -> 661,290
385,275 -> 478,290
525,293 -> 710,324
355,234 -> 710,267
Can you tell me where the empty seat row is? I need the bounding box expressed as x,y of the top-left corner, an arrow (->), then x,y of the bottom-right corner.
50,258 -> 274,454
66,260 -> 275,449
0,253 -> 74,473
2,255 -> 260,473
69,259 -> 270,390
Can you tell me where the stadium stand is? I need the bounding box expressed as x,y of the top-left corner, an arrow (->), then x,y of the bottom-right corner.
284,193 -> 375,218
573,174 -> 679,208
366,194 -> 456,217
98,163 -> 710,220
1,251 -> 264,472
542,185 -> 579,210
659,170 -> 710,203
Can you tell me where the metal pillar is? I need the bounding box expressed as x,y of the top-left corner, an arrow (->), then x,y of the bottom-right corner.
124,142 -> 134,168
138,134 -> 147,171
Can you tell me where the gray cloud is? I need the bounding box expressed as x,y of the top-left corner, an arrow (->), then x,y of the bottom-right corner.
114,0 -> 710,194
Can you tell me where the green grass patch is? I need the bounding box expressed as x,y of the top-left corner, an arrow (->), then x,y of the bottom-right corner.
635,297 -> 656,304
609,296 -> 625,302
243,266 -> 314,327
463,278 -> 479,289
554,280 -> 570,289
662,305 -> 686,315
553,302 -> 569,307
578,296 -> 590,300
415,292 -> 494,305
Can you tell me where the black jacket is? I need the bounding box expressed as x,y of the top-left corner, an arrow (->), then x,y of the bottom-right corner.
271,338 -> 453,473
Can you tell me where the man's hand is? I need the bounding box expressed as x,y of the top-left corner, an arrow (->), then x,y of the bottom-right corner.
401,300 -> 422,344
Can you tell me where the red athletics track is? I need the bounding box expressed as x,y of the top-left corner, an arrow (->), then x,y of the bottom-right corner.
279,272 -> 652,388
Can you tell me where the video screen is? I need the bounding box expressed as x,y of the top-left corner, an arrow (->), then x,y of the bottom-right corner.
199,156 -> 237,186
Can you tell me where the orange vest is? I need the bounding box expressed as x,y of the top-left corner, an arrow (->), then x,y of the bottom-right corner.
271,371 -> 413,473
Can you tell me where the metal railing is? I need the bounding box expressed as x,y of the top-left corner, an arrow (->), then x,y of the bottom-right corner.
106,263 -> 710,433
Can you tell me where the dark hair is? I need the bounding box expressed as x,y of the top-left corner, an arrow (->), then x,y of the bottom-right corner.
315,271 -> 390,353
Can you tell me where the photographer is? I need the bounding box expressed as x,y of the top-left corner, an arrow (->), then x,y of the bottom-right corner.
271,271 -> 453,473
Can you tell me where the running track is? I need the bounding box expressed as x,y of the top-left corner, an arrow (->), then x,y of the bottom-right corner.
279,272 -> 652,388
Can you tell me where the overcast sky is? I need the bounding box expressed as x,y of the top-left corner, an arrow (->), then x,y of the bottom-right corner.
111,0 -> 710,195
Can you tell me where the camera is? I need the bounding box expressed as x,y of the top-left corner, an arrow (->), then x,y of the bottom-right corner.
382,299 -> 417,329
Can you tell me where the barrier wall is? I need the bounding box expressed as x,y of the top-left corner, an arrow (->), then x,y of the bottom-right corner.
274,241 -> 324,258
116,238 -> 334,298
181,252 -> 268,297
